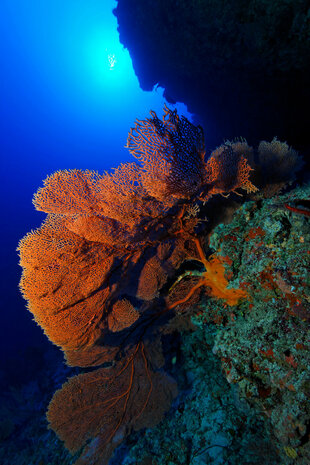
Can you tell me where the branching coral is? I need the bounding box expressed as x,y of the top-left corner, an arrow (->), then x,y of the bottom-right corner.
18,106 -> 257,464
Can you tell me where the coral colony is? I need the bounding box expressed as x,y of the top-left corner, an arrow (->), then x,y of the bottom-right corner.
18,107 -> 307,464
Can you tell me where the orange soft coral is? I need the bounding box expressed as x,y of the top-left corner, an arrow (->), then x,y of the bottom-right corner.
167,238 -> 247,311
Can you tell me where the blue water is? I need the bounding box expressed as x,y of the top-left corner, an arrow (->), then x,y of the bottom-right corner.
0,0 -> 191,359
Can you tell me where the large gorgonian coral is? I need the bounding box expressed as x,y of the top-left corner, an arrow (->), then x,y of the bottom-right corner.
18,107 -> 257,465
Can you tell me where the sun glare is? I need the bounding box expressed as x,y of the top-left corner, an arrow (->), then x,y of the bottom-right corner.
83,29 -> 131,89
107,51 -> 117,71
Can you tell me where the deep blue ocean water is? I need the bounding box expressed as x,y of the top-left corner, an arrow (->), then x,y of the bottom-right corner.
0,0 -> 191,362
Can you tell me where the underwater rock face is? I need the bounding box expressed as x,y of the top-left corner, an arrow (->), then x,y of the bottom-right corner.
206,184 -> 310,464
18,106 -> 307,464
122,327 -> 281,465
114,0 -> 310,154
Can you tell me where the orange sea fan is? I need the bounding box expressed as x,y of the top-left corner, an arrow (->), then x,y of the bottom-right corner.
33,169 -> 102,216
66,214 -> 134,245
204,144 -> 258,198
18,106 -> 257,465
126,105 -> 206,200
65,345 -> 119,368
94,162 -> 165,225
108,299 -> 140,332
48,342 -> 177,465
18,214 -> 114,353
136,254 -> 168,301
